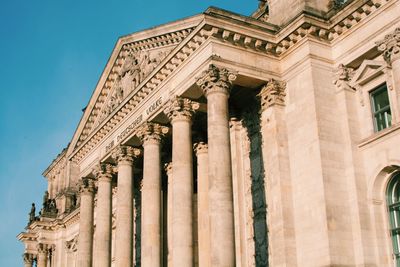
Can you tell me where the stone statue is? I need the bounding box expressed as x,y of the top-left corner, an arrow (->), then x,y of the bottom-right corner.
29,203 -> 35,223
42,191 -> 49,209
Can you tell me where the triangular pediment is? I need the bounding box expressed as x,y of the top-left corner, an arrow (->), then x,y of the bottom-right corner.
350,60 -> 387,87
68,15 -> 203,154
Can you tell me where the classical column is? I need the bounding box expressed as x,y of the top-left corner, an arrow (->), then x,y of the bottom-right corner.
164,96 -> 199,267
77,177 -> 95,267
193,142 -> 210,267
23,253 -> 34,267
37,244 -> 48,267
196,64 -> 237,266
94,163 -> 114,267
113,145 -> 141,267
164,162 -> 173,267
257,79 -> 297,266
137,122 -> 169,267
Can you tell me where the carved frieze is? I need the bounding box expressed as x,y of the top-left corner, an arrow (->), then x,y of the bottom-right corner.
376,27 -> 400,65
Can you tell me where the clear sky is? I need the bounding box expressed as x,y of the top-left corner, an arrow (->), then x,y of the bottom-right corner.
0,0 -> 257,265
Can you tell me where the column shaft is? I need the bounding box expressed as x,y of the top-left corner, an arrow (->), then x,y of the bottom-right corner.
194,143 -> 210,267
165,163 -> 173,267
197,65 -> 237,266
77,178 -> 95,267
141,139 -> 162,266
164,97 -> 198,267
95,163 -> 114,267
37,244 -> 48,267
114,146 -> 141,267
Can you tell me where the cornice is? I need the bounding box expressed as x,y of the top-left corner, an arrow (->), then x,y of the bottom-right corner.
42,147 -> 68,178
68,0 -> 393,163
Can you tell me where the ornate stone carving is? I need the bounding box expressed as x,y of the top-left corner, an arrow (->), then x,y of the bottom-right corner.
258,78 -> 286,110
193,142 -> 208,156
97,50 -> 170,126
164,162 -> 172,176
23,253 -> 34,264
112,145 -> 142,164
163,96 -> 199,122
251,0 -> 269,22
93,162 -> 114,181
136,122 -> 169,145
376,28 -> 400,65
37,243 -> 48,254
41,191 -> 58,218
65,235 -> 79,253
196,64 -> 237,97
333,64 -> 355,91
79,177 -> 96,194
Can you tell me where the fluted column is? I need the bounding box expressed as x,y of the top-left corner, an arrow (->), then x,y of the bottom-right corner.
77,177 -> 95,267
164,162 -> 173,267
164,96 -> 199,267
197,64 -> 237,266
23,253 -> 34,267
194,142 -> 210,267
94,163 -> 114,267
37,244 -> 48,267
113,145 -> 141,267
137,122 -> 169,267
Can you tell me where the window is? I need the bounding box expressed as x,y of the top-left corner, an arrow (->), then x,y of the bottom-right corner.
387,172 -> 400,266
370,83 -> 392,132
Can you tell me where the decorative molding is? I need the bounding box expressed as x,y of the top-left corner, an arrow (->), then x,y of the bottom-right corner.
376,27 -> 400,65
163,96 -> 200,122
196,64 -> 237,97
112,145 -> 142,164
258,78 -> 286,110
65,235 -> 78,253
251,0 -> 269,22
136,122 -> 169,145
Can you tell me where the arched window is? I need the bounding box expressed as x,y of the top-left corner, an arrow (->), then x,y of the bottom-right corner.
387,172 -> 400,266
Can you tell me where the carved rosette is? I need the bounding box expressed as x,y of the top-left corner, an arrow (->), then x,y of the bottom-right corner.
196,64 -> 237,97
193,142 -> 208,156
93,162 -> 114,182
333,64 -> 355,91
163,96 -> 199,123
23,253 -> 34,264
79,177 -> 96,195
112,145 -> 142,164
258,78 -> 287,110
376,28 -> 400,64
136,122 -> 169,145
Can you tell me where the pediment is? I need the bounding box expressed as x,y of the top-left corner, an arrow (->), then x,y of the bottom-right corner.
350,60 -> 387,87
68,17 -> 202,153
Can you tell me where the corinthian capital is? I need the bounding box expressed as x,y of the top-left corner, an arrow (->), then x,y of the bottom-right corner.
136,122 -> 169,145
79,177 -> 96,194
37,243 -> 48,254
258,78 -> 286,110
193,142 -> 208,155
196,64 -> 237,97
163,96 -> 199,123
376,28 -> 400,64
112,145 -> 141,164
93,162 -> 114,181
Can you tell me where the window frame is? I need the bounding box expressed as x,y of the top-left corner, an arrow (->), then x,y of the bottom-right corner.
370,83 -> 392,132
387,172 -> 400,266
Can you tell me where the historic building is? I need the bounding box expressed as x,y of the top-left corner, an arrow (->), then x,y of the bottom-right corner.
18,0 -> 400,266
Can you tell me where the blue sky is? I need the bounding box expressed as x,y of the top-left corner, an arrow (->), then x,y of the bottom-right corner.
0,0 -> 256,265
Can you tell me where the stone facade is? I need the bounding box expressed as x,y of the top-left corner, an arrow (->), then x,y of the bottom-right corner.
17,0 -> 400,266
